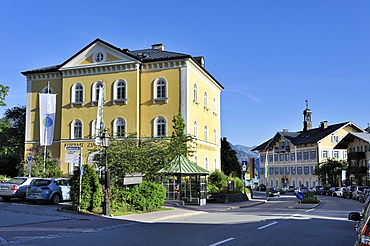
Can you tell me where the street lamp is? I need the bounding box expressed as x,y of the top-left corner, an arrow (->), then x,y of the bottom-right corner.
101,129 -> 111,216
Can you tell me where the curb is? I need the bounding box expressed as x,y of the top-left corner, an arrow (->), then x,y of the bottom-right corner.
288,201 -> 322,209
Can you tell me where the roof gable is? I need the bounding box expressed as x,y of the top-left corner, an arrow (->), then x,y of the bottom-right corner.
61,39 -> 138,69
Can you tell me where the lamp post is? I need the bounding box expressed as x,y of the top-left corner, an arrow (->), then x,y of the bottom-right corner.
101,129 -> 111,216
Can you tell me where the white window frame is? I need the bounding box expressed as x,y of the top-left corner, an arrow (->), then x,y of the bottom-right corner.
71,119 -> 83,139
113,79 -> 127,105
91,81 -> 104,105
92,118 -> 105,138
71,82 -> 84,107
41,86 -> 54,94
214,129 -> 217,144
204,156 -> 209,170
154,116 -> 166,137
193,82 -> 199,104
193,120 -> 198,139
213,97 -> 217,115
113,118 -> 126,138
204,125 -> 208,142
204,91 -> 209,110
152,78 -> 168,104
331,135 -> 340,143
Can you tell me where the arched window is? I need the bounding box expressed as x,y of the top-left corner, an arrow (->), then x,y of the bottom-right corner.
193,120 -> 198,139
204,156 -> 208,170
113,79 -> 126,100
194,155 -> 198,164
71,83 -> 84,103
204,125 -> 208,142
193,83 -> 198,103
92,81 -> 104,102
214,158 -> 217,170
71,120 -> 82,139
41,86 -> 54,94
214,129 -> 217,144
213,97 -> 217,114
152,78 -> 168,104
154,116 -> 166,137
204,91 -> 208,109
114,118 -> 126,138
92,118 -> 104,138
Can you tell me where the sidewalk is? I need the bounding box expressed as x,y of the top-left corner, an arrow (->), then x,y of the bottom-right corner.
115,197 -> 268,222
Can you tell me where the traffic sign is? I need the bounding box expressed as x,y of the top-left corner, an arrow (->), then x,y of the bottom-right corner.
27,156 -> 32,161
296,192 -> 305,200
65,146 -> 81,151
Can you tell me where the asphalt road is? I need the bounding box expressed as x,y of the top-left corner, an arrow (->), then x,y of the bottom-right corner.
0,194 -> 362,246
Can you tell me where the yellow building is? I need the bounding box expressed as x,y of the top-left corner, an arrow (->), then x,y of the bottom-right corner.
22,38 -> 223,176
252,104 -> 365,189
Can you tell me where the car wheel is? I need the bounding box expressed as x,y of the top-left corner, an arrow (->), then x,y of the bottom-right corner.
50,194 -> 61,205
2,196 -> 11,202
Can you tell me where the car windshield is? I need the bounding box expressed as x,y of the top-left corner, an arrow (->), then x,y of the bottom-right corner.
5,178 -> 26,184
31,180 -> 52,186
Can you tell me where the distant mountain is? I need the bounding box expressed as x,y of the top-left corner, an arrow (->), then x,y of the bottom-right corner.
230,144 -> 258,163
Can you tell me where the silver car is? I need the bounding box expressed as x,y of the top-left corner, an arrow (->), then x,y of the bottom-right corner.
26,178 -> 70,204
0,177 -> 38,201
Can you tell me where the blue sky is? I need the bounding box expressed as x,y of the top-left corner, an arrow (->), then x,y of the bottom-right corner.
1,0 -> 369,147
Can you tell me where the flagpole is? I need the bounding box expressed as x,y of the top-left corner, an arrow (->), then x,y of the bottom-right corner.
43,81 -> 51,172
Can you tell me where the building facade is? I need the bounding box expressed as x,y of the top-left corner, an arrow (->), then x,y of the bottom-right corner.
22,39 -> 224,176
252,105 -> 365,189
335,132 -> 370,185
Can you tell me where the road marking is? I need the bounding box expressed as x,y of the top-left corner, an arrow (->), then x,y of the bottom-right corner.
305,209 -> 314,213
209,238 -> 235,246
290,214 -> 300,218
257,221 -> 278,229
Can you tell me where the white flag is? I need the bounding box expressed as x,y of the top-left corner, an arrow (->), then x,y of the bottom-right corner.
96,83 -> 105,138
39,93 -> 56,146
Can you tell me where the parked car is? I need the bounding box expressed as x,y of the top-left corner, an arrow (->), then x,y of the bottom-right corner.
348,206 -> 370,246
294,187 -> 309,194
310,186 -> 322,194
328,187 -> 341,197
336,187 -> 347,197
353,186 -> 369,201
26,178 -> 70,204
0,177 -> 38,201
343,186 -> 356,199
257,184 -> 266,191
282,186 -> 294,192
266,187 -> 280,197
317,186 -> 331,195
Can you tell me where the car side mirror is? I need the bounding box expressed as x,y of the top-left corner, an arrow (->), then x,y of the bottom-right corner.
348,212 -> 362,221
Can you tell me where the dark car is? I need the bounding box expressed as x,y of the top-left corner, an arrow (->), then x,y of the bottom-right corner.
343,186 -> 356,199
266,187 -> 280,197
258,184 -> 266,191
318,186 -> 331,195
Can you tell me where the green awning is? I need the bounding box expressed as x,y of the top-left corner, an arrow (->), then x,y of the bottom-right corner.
159,155 -> 210,175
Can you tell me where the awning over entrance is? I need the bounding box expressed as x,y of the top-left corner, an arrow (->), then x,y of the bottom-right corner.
160,155 -> 210,175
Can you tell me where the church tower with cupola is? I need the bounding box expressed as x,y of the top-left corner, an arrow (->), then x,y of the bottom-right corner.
303,100 -> 312,131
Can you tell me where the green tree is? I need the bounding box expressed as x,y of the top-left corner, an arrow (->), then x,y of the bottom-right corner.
314,158 -> 347,186
69,164 -> 102,212
221,137 -> 241,177
0,106 -> 26,176
20,146 -> 63,178
0,85 -> 9,107
169,113 -> 195,159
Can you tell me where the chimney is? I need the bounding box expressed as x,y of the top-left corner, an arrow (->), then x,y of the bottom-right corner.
320,121 -> 328,130
151,43 -> 165,51
194,56 -> 205,68
283,129 -> 289,132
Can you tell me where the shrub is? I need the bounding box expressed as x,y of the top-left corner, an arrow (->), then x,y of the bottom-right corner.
111,181 -> 166,212
69,164 -> 102,212
301,192 -> 320,204
208,170 -> 228,191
